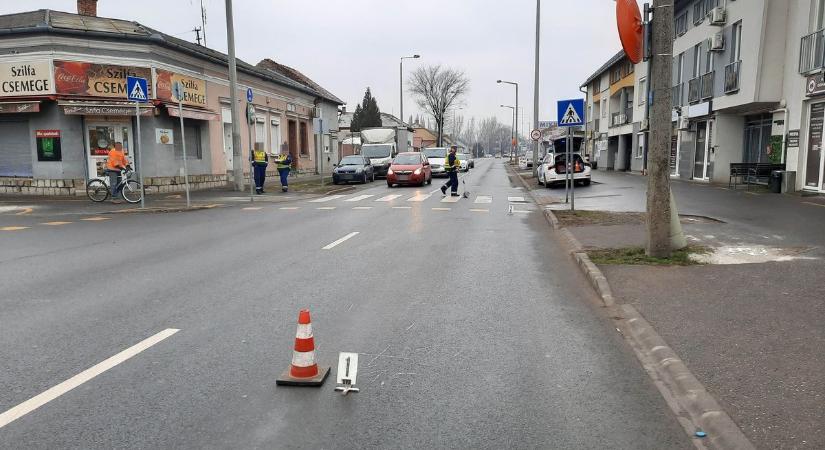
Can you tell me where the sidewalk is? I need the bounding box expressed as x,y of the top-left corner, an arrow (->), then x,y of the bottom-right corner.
532,169 -> 825,450
0,173 -> 353,218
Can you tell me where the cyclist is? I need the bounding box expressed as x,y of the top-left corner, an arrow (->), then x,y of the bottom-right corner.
105,142 -> 129,200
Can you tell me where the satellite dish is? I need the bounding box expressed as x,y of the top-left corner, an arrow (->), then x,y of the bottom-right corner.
617,0 -> 643,64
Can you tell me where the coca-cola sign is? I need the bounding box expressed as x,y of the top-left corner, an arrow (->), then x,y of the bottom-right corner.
54,61 -> 152,98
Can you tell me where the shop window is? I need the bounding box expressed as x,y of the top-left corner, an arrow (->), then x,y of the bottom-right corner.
174,119 -> 203,159
299,121 -> 309,156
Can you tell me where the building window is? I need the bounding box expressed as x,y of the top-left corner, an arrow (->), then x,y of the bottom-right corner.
675,11 -> 688,36
730,21 -> 742,63
818,0 -> 825,31
270,119 -> 282,154
693,43 -> 703,78
255,119 -> 265,151
601,100 -> 607,118
636,133 -> 645,158
693,2 -> 706,25
299,121 -> 309,156
638,78 -> 647,105
174,119 -> 202,159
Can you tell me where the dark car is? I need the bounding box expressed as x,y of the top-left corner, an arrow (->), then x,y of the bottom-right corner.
332,155 -> 375,184
387,152 -> 432,187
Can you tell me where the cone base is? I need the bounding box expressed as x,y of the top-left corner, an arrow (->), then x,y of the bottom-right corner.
276,366 -> 330,387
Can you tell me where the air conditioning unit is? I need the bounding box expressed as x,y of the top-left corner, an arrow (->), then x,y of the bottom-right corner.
709,7 -> 726,26
678,117 -> 691,131
709,32 -> 725,51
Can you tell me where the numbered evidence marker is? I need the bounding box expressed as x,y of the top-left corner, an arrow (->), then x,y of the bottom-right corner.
334,352 -> 360,395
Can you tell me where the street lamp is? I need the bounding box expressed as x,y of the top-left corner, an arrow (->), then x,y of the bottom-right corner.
500,104 -> 515,160
400,55 -> 420,127
497,80 -> 518,164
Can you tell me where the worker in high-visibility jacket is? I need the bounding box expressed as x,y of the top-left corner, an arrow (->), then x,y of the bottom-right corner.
274,150 -> 293,192
440,146 -> 461,197
252,146 -> 268,194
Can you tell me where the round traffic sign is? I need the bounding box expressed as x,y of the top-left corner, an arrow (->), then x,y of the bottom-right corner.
530,129 -> 542,141
617,0 -> 643,64
246,87 -> 254,102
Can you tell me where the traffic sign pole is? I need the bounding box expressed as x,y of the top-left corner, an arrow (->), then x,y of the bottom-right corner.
135,102 -> 144,208
126,76 -> 148,209
171,81 -> 191,208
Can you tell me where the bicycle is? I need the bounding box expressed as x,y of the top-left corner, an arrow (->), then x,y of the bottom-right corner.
86,166 -> 143,204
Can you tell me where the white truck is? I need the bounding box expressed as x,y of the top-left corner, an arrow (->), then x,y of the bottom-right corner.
360,128 -> 398,177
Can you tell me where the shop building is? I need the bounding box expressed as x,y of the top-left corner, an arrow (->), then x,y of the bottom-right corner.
0,3 -> 342,196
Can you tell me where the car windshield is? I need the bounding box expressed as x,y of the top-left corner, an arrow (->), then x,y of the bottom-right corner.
361,145 -> 393,158
393,155 -> 421,165
423,148 -> 447,159
340,156 -> 364,165
457,154 -> 470,160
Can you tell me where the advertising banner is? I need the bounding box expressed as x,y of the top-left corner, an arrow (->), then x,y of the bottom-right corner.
54,61 -> 152,98
0,61 -> 54,97
156,69 -> 207,108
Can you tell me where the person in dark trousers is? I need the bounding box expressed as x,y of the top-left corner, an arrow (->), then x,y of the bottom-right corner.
252,146 -> 268,194
105,142 -> 129,202
275,149 -> 293,192
440,146 -> 461,197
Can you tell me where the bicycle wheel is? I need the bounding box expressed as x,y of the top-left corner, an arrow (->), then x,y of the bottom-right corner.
86,179 -> 109,202
121,180 -> 143,204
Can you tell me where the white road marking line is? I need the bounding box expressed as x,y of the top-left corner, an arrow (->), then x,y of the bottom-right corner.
0,328 -> 179,430
803,201 -> 825,208
441,196 -> 461,203
376,194 -> 402,202
323,232 -> 360,250
507,196 -> 526,203
407,194 -> 431,202
309,195 -> 345,203
512,210 -> 532,214
242,207 -> 263,211
392,206 -> 412,209
316,207 -> 336,210
469,209 -> 489,213
345,194 -> 374,202
0,226 -> 29,231
41,221 -> 73,226
432,207 -> 451,211
352,206 -> 373,210
279,207 -> 300,210
474,195 -> 492,204
80,217 -> 111,221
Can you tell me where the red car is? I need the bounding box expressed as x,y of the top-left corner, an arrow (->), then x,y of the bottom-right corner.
387,152 -> 432,187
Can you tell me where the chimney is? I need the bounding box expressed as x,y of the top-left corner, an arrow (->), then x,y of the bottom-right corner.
77,0 -> 98,17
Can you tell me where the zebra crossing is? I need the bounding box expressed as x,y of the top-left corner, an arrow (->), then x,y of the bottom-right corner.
271,192 -> 535,214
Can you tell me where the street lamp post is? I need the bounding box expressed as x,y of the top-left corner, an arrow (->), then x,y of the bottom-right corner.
532,0 -> 541,177
500,104 -> 515,160
497,80 -> 518,164
225,0 -> 243,191
400,55 -> 420,128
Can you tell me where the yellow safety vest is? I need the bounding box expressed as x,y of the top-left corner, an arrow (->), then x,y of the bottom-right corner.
275,154 -> 290,169
444,154 -> 460,172
253,150 -> 267,163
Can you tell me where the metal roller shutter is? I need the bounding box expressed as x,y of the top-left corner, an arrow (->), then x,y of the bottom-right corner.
0,121 -> 32,177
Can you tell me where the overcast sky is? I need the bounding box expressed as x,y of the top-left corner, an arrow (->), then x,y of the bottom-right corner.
1,0 -> 638,131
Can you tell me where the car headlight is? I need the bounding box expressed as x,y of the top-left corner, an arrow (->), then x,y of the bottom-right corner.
387,168 -> 394,175
413,168 -> 422,175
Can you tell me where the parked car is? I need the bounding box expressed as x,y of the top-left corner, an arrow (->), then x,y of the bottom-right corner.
457,153 -> 473,171
422,147 -> 448,177
332,155 -> 374,184
518,153 -> 534,170
387,152 -> 432,187
537,153 -> 591,187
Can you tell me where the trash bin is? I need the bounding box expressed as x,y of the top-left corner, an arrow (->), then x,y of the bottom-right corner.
769,170 -> 783,193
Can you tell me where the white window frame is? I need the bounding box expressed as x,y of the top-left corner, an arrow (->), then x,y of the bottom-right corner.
254,117 -> 266,151
638,78 -> 647,105
731,21 -> 743,63
636,133 -> 645,158
270,117 -> 281,155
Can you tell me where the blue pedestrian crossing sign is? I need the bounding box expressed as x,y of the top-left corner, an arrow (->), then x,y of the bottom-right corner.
126,76 -> 148,103
557,99 -> 585,127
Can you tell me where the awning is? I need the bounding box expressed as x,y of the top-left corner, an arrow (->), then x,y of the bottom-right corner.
0,101 -> 41,114
58,100 -> 155,116
165,104 -> 220,121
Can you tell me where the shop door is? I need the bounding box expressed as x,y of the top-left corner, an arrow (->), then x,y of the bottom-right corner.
86,122 -> 134,180
743,115 -> 772,164
805,102 -> 825,191
693,121 -> 709,179
0,120 -> 32,177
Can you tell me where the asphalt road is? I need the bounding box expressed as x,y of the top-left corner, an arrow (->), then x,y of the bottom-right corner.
0,159 -> 691,449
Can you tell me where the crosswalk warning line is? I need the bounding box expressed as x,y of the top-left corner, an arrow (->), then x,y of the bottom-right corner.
376,194 -> 402,202
441,196 -> 461,203
352,206 -> 373,210
469,209 -> 489,213
316,207 -> 336,210
41,222 -> 72,226
345,195 -> 374,202
507,196 -> 526,203
309,195 -> 345,203
407,194 -> 431,202
280,207 -> 300,210
0,226 -> 29,231
392,206 -> 412,209
80,217 -> 111,221
431,207 -> 451,211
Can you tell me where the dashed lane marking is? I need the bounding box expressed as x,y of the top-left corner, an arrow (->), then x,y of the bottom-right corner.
469,209 -> 489,213
242,207 -> 263,211
0,226 -> 29,231
507,196 -> 526,202
392,206 -> 412,209
512,210 -> 533,214
15,208 -> 33,216
309,195 -> 345,203
431,207 -> 451,211
279,207 -> 300,210
345,194 -> 374,202
352,206 -> 373,210
376,194 -> 402,202
316,207 -> 336,210
322,232 -> 359,250
0,328 -> 179,430
80,217 -> 111,221
41,222 -> 72,226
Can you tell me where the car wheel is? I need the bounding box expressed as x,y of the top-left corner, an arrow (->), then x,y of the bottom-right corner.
362,173 -> 368,184
582,179 -> 591,186
426,175 -> 432,185
387,182 -> 393,188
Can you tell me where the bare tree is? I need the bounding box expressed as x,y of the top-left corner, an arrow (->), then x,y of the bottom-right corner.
408,65 -> 470,146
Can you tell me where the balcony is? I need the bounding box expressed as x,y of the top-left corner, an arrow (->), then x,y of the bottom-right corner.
672,84 -> 683,106
725,61 -> 741,94
688,77 -> 701,104
700,71 -> 714,100
610,109 -> 632,127
800,29 -> 825,74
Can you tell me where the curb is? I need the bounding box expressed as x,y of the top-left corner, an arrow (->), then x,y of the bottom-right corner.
507,165 -> 754,450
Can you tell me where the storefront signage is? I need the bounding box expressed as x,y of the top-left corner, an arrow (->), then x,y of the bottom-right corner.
156,128 -> 174,145
156,70 -> 206,108
806,73 -> 825,97
0,101 -> 40,113
787,130 -> 800,148
0,61 -> 54,97
36,129 -> 61,161
61,104 -> 154,116
54,61 -> 152,98
806,103 -> 824,187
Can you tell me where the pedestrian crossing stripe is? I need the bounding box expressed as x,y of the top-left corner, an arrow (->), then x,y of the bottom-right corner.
559,102 -> 582,125
345,195 -> 374,202
316,207 -> 336,210
309,195 -> 345,203
128,80 -> 147,101
431,207 -> 451,211
441,196 -> 461,203
474,196 -> 492,204
507,196 -> 526,202
41,222 -> 72,226
376,194 -> 402,202
352,206 -> 373,210
407,194 -> 431,202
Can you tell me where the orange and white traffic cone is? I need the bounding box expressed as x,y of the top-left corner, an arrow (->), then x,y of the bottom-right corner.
276,309 -> 330,386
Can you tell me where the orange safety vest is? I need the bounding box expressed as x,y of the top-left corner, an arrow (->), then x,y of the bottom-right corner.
106,149 -> 128,170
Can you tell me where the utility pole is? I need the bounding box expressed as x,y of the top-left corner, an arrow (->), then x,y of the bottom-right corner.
225,0 -> 244,191
200,0 -> 207,46
532,0 -> 541,177
647,0 -> 675,257
193,27 -> 202,46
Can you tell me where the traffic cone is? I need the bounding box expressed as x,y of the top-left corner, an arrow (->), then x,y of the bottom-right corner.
276,309 -> 330,386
